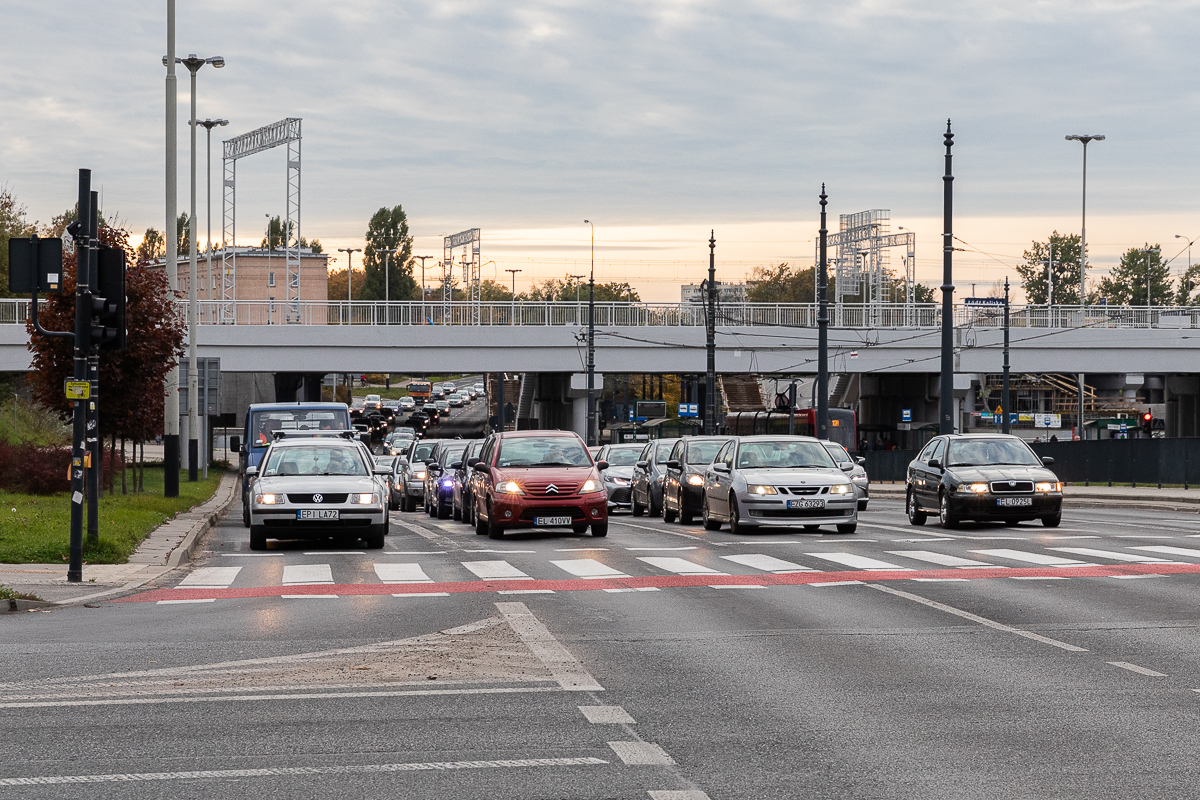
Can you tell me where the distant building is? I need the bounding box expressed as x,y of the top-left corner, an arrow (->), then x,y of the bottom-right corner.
151,247 -> 331,302
682,281 -> 749,304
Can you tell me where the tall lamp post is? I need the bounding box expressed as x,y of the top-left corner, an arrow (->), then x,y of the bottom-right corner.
197,119 -> 228,302
940,120 -> 956,435
584,220 -> 596,446
163,0 -> 179,498
1139,247 -> 1159,310
1065,134 -> 1105,303
178,53 -> 225,482
338,246 -> 362,302
817,185 -> 829,441
505,268 -> 522,323
381,248 -> 396,324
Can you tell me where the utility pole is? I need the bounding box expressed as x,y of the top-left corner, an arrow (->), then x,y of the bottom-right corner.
584,220 -> 596,445
940,120 -> 956,435
817,186 -> 829,441
705,231 -> 717,435
86,191 -> 100,546
163,0 -> 179,498
198,120 -> 228,301
1002,277 -> 1011,435
1065,134 -> 1104,304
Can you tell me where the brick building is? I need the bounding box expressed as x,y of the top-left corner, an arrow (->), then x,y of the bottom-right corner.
154,247 -> 331,302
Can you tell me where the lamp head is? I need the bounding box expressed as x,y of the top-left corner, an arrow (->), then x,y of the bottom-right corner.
209,56 -> 225,68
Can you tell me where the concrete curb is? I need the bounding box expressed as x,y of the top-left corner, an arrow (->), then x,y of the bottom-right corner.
2,598 -> 55,614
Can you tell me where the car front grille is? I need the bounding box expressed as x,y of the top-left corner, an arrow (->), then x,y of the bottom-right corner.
287,493 -> 349,504
523,481 -> 580,497
608,488 -> 632,504
780,487 -> 823,495
990,481 -> 1034,493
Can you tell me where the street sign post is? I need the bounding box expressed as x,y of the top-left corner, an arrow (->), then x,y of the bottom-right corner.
901,409 -> 912,423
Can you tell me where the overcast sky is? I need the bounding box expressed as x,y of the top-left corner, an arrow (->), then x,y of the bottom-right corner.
3,1 -> 1199,299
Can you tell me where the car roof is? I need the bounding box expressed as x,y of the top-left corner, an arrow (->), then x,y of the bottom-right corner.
249,402 -> 348,411
497,430 -> 580,440
269,437 -> 360,449
735,435 -> 821,443
941,433 -> 1023,440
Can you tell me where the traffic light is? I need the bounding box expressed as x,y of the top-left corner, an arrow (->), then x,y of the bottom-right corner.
1141,411 -> 1153,436
91,245 -> 126,351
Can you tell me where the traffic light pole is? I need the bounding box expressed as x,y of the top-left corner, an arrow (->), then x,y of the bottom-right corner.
704,232 -> 716,436
68,171 -> 93,582
817,186 -> 830,441
86,191 -> 101,547
1002,278 -> 1011,435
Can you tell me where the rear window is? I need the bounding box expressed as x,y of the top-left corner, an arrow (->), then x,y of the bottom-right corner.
685,440 -> 725,465
412,442 -> 437,461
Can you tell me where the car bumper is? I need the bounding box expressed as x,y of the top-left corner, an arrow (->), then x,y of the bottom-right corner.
605,485 -> 632,508
489,493 -> 608,530
404,480 -> 425,498
736,495 -> 858,527
947,493 -> 1062,519
251,507 -> 386,536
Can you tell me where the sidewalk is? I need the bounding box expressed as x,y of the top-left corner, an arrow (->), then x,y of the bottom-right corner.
0,470 -> 240,608
871,483 -> 1200,512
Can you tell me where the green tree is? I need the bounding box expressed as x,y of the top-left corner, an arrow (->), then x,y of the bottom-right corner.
177,212 -> 190,256
1015,232 -> 1082,304
479,279 -> 513,301
136,228 -> 165,265
261,215 -> 321,252
360,206 -> 415,301
1096,245 -> 1172,306
0,186 -> 35,298
746,263 -> 815,303
1177,264 -> 1200,305
521,275 -> 639,302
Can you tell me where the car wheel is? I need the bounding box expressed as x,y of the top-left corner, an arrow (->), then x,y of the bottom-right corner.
452,501 -> 462,521
907,490 -> 928,526
572,522 -> 589,534
487,518 -> 504,539
436,498 -> 450,520
242,495 -> 251,528
632,495 -> 645,517
650,493 -> 662,518
1004,518 -> 1020,526
1041,513 -> 1062,528
662,498 -> 677,524
939,492 -> 960,529
728,496 -> 753,535
591,522 -> 609,537
249,525 -> 266,551
367,525 -> 385,549
702,496 -> 721,531
427,497 -> 437,517
857,499 -> 868,511
475,505 -> 489,535
836,523 -> 858,534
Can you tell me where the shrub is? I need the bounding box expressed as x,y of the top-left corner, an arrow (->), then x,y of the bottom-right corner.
0,442 -> 124,494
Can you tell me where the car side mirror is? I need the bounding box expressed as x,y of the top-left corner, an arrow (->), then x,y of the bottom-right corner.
245,466 -> 258,477
373,467 -> 391,476
1041,456 -> 1055,466
473,462 -> 489,473
855,457 -> 866,466
713,463 -> 730,474
359,433 -> 371,446
466,457 -> 479,467
450,460 -> 463,470
840,463 -> 854,472
229,435 -> 241,453
666,459 -> 681,470
597,460 -> 609,471
636,460 -> 649,470
928,458 -> 942,470
397,457 -> 409,467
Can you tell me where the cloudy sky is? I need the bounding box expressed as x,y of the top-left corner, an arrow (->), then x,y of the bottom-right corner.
3,0 -> 1199,299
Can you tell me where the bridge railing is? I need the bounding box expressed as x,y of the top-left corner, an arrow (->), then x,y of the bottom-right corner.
4,298 -> 1200,329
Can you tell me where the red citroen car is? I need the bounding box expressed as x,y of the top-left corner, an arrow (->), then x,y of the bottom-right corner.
472,430 -> 609,539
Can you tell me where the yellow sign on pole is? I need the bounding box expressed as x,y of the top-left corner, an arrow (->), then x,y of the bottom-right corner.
994,405 -> 1003,415
65,380 -> 90,400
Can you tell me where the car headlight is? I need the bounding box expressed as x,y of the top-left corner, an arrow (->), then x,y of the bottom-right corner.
1035,481 -> 1062,492
414,470 -> 427,480
850,474 -> 868,482
610,477 -> 630,486
349,493 -> 380,504
747,484 -> 777,495
958,483 -> 989,494
829,484 -> 853,495
395,478 -> 404,489
687,474 -> 705,486
497,480 -> 523,495
255,493 -> 282,505
441,478 -> 455,488
582,479 -> 599,493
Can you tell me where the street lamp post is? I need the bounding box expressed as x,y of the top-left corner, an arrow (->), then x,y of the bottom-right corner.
338,247 -> 362,324
179,53 -> 224,483
413,255 -> 433,321
381,248 -> 397,322
940,120 -> 956,435
197,119 -> 228,303
1065,134 -> 1105,303
505,269 -> 522,322
1139,247 -> 1159,310
163,0 -> 179,499
817,185 -> 829,441
584,220 -> 596,446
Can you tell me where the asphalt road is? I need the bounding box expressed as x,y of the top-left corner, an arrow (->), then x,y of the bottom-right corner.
6,492 -> 1200,798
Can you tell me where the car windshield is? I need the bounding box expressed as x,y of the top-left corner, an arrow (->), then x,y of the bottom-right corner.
373,456 -> 396,469
823,443 -> 852,463
262,445 -> 368,477
736,441 -> 836,470
497,436 -> 591,467
412,442 -> 437,461
603,447 -> 642,466
946,439 -> 1041,467
685,441 -> 726,465
438,445 -> 468,465
250,409 -> 348,448
655,443 -> 678,464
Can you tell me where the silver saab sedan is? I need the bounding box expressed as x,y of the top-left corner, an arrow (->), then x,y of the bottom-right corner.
701,435 -> 859,535
247,434 -> 391,550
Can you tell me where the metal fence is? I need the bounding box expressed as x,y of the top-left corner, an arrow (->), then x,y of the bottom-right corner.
4,298 -> 1200,329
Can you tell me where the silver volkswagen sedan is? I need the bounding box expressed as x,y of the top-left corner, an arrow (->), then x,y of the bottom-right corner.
247,436 -> 390,550
701,435 -> 858,534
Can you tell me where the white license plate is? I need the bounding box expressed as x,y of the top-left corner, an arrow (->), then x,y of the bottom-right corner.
787,498 -> 825,510
297,509 -> 340,520
534,516 -> 573,526
996,497 -> 1033,507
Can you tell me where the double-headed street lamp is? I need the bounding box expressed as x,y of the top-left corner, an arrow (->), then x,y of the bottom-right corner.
583,220 -> 596,446
338,247 -> 362,304
174,53 -> 224,483
196,119 -> 228,302
1065,134 -> 1105,303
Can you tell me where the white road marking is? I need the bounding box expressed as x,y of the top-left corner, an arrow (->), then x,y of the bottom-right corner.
392,592 -> 450,597
970,549 -> 1091,566
551,559 -> 628,579
465,549 -> 537,554
885,550 -> 994,568
0,757 -> 609,786
281,564 -> 334,585
220,553 -> 282,557
1109,661 -> 1167,677
961,536 -> 1028,541
1010,576 -> 1069,580
157,599 -> 216,604
462,560 -> 532,580
374,563 -> 433,583
1131,545 -> 1200,559
281,594 -> 339,599
498,589 -> 555,594
1040,535 -> 1100,539
176,567 -> 241,589
302,551 -> 365,555
603,587 -> 661,593
1049,547 -> 1171,563
579,705 -> 636,724
709,584 -> 765,589
867,583 -> 1088,652
626,547 -> 699,551
810,580 -> 864,586
1108,574 -> 1166,580
859,522 -> 962,539
910,578 -> 970,582
720,554 -> 815,572
555,548 -> 610,551
386,551 -> 447,555
608,741 -> 675,765
637,557 -> 726,576
649,792 -> 712,800
392,520 -> 439,539
496,602 -> 603,691
806,553 -> 912,571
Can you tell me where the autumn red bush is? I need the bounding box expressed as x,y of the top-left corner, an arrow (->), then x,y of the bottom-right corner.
0,442 -> 125,495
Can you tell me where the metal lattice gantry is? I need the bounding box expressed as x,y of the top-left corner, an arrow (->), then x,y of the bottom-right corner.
820,209 -> 916,325
220,118 -> 302,323
443,228 -> 481,324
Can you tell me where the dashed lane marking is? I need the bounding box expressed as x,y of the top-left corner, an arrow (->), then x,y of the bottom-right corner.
1109,661 -> 1167,677
579,705 -> 636,724
608,741 -> 675,765
496,601 -> 603,691
176,567 -> 241,589
648,792 -> 712,800
637,557 -> 726,576
720,554 -> 815,572
462,560 -> 533,580
374,564 -> 434,583
807,553 -> 912,571
281,564 -> 333,585
885,550 -> 992,568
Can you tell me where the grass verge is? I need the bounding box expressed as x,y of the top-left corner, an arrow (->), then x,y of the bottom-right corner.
0,468 -> 224,564
0,585 -> 44,602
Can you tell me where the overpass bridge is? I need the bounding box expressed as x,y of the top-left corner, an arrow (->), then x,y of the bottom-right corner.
2,299 -> 1199,375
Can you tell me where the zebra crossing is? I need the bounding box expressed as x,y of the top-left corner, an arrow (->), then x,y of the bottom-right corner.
147,538 -> 1200,603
